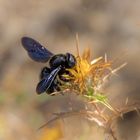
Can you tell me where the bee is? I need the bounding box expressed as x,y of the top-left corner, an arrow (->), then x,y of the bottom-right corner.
21,37 -> 76,94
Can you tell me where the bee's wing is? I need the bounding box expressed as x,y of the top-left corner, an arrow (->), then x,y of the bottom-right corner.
36,66 -> 61,94
21,37 -> 53,62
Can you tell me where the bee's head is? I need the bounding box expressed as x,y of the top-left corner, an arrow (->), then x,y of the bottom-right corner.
65,53 -> 76,68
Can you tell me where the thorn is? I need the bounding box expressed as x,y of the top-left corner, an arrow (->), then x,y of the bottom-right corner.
125,97 -> 129,105
76,33 -> 80,57
105,53 -> 107,63
135,108 -> 140,116
91,57 -> 103,65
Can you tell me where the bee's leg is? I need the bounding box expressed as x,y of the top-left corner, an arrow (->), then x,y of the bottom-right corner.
59,70 -> 71,82
53,79 -> 61,91
54,80 -> 66,95
46,83 -> 55,95
54,84 -> 61,91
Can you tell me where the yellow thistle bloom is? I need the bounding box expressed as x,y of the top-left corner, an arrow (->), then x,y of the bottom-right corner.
62,48 -> 112,94
61,34 -> 126,112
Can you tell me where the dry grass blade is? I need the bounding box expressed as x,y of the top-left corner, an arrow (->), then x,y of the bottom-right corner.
38,110 -> 88,130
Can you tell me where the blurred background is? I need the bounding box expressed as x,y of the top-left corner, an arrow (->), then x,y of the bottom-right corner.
0,0 -> 140,140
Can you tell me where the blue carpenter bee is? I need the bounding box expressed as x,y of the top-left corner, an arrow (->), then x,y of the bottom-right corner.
21,37 -> 76,94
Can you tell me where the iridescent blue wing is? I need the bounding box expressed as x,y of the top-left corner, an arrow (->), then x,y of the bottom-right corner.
36,66 -> 61,94
21,37 -> 53,62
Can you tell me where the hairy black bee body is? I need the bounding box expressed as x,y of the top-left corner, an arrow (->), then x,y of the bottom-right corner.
49,53 -> 76,69
49,54 -> 66,68
21,37 -> 76,95
36,66 -> 62,94
39,66 -> 61,94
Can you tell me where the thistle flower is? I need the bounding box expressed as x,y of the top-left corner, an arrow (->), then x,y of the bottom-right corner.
66,51 -> 111,92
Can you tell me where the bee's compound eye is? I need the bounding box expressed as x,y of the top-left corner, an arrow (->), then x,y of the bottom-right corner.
65,53 -> 76,68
